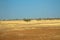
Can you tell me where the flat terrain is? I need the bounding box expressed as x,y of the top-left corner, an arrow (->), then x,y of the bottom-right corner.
0,20 -> 60,40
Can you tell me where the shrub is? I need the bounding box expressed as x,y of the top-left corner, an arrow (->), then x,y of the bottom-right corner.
23,19 -> 31,22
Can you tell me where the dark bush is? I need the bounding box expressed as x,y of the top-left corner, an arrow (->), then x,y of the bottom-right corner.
23,19 -> 31,22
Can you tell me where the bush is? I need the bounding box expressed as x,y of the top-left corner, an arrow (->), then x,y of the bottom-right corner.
23,19 -> 31,22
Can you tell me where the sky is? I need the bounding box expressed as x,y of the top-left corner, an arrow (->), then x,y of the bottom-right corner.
0,0 -> 60,19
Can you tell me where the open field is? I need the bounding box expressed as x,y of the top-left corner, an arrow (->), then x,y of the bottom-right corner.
0,20 -> 60,40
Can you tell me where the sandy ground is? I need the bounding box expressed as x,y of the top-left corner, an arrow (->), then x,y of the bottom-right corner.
0,20 -> 60,40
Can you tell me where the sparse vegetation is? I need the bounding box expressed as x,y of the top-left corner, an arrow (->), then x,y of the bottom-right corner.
0,19 -> 60,40
36,18 -> 60,20
23,18 -> 31,22
0,18 -> 60,21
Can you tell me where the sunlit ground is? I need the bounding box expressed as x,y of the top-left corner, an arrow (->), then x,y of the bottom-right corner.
0,20 -> 60,40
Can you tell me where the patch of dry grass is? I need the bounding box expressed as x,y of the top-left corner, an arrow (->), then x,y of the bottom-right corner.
0,20 -> 60,40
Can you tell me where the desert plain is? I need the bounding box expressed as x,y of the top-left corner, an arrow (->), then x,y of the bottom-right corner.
0,20 -> 60,40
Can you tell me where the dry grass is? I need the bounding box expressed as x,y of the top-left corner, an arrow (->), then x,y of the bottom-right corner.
0,20 -> 60,40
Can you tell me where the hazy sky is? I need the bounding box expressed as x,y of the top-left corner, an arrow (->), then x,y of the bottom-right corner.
0,0 -> 60,19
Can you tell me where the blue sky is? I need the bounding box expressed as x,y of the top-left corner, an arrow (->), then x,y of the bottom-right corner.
0,0 -> 60,19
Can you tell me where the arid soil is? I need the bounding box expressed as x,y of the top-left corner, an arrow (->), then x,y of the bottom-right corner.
0,20 -> 60,40
0,28 -> 60,40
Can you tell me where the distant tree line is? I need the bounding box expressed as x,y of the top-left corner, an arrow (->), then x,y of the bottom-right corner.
0,18 -> 60,21
36,18 -> 60,20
